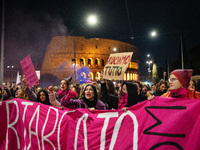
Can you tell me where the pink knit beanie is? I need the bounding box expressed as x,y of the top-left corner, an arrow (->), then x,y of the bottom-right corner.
170,69 -> 193,87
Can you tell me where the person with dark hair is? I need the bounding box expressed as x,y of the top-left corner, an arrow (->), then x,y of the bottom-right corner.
196,79 -> 200,92
23,78 -> 52,105
188,79 -> 196,90
48,77 -> 73,107
55,79 -> 70,102
49,83 -> 78,108
155,80 -> 167,96
187,79 -> 200,99
141,84 -> 151,97
134,81 -> 148,102
61,84 -> 106,111
100,71 -> 138,110
1,87 -> 13,100
36,89 -> 51,105
106,80 -> 118,96
119,82 -> 138,109
149,83 -> 157,96
9,82 -> 17,97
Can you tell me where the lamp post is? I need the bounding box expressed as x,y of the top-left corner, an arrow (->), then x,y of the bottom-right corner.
149,30 -> 184,69
146,60 -> 152,77
0,0 -> 5,86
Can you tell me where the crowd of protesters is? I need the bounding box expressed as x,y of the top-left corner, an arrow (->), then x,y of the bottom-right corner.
1,69 -> 200,112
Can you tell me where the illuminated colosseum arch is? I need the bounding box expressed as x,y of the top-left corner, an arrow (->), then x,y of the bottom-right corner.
95,58 -> 100,67
124,73 -> 127,80
88,72 -> 94,80
127,73 -> 130,80
136,74 -> 138,80
132,73 -> 135,80
96,72 -> 100,80
88,58 -> 93,67
80,58 -> 85,66
130,73 -> 133,80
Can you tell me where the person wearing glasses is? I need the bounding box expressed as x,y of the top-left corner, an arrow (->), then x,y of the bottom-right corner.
161,69 -> 200,99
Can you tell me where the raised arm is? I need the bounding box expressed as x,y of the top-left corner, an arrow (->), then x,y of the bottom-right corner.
23,78 -> 37,101
48,85 -> 61,107
60,90 -> 78,108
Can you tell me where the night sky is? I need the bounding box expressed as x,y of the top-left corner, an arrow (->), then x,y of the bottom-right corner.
1,0 -> 200,76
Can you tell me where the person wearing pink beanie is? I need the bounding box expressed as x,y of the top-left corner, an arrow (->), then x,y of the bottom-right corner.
169,69 -> 193,90
161,69 -> 200,99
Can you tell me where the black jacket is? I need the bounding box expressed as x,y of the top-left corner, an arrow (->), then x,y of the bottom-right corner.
101,82 -> 138,109
122,82 -> 138,107
101,83 -> 118,109
155,89 -> 167,96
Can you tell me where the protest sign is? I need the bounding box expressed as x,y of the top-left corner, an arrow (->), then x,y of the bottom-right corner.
20,55 -> 39,88
103,52 -> 133,80
1,97 -> 200,150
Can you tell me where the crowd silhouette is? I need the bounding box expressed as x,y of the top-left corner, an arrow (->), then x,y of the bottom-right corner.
1,69 -> 200,112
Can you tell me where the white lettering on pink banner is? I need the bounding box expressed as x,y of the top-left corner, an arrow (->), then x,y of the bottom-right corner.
0,97 -> 200,149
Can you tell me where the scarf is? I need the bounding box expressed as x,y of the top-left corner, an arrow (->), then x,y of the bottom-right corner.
57,89 -> 68,99
118,91 -> 128,109
170,87 -> 188,98
84,98 -> 97,108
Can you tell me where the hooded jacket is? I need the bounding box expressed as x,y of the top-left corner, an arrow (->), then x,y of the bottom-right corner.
122,82 -> 138,107
101,82 -> 138,109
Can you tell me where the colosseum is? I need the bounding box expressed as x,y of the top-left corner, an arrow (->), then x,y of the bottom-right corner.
41,36 -> 139,84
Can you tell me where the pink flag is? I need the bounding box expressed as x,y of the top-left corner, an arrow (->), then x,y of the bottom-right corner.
20,55 -> 39,88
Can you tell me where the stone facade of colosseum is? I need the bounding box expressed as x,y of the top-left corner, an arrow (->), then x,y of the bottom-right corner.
41,36 -> 139,82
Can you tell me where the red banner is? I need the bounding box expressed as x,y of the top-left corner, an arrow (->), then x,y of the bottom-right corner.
0,97 -> 200,150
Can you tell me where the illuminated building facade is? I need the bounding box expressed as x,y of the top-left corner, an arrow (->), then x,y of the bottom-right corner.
41,36 -> 139,82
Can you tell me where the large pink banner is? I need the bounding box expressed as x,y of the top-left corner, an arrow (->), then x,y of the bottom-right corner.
1,97 -> 200,150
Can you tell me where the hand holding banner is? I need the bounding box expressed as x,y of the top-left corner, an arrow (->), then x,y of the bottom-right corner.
1,97 -> 200,149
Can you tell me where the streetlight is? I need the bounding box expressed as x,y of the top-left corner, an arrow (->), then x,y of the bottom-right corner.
146,60 -> 152,77
150,30 -> 157,38
87,15 -> 98,26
